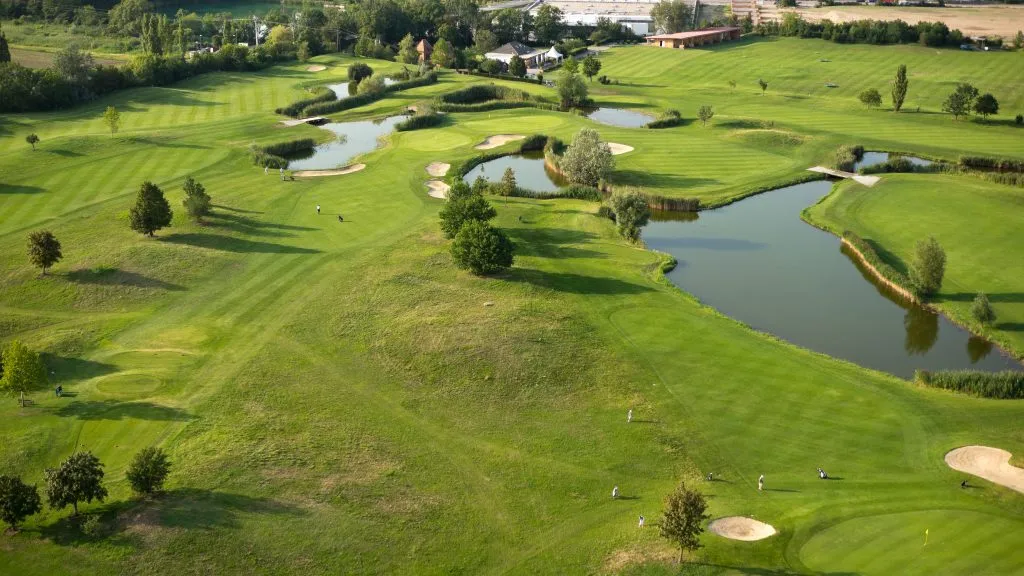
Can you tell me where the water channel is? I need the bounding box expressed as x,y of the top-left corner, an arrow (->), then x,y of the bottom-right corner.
643,178 -> 1020,377
462,152 -> 567,192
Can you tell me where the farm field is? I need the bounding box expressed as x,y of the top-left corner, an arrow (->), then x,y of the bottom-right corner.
1,39 -> 1023,574
806,174 -> 1024,358
798,4 -> 1024,40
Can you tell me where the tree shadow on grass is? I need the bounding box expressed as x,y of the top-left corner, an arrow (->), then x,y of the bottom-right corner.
55,400 -> 195,422
40,354 -> 117,384
48,149 -> 84,158
939,292 -> 1024,304
39,488 -> 305,546
687,563 -> 856,576
508,269 -> 653,295
213,204 -> 263,214
65,268 -> 185,291
205,212 -> 315,238
160,233 -> 320,254
506,227 -> 605,259
128,136 -> 212,150
995,322 -> 1024,332
612,170 -> 720,189
863,238 -> 910,276
0,184 -> 45,194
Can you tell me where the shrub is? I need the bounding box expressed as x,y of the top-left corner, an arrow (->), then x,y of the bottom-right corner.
182,176 -> 211,222
519,134 -> 548,152
275,87 -> 335,117
479,59 -> 502,74
450,220 -> 515,276
1016,114 -> 1023,126
259,138 -> 316,157
915,370 -> 1024,399
439,194 -> 497,239
0,475 -> 42,531
560,128 -> 614,187
597,205 -> 616,221
395,113 -> 444,131
126,447 -> 171,495
910,236 -> 945,297
608,189 -> 651,242
647,109 -> 685,129
858,88 -> 882,108
833,144 -> 865,172
970,293 -> 996,325
347,62 -> 373,84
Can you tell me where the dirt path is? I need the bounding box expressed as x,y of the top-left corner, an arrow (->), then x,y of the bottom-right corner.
426,162 -> 451,177
293,164 -> 365,178
426,180 -> 450,199
707,517 -> 776,541
475,135 -> 525,150
945,446 -> 1024,494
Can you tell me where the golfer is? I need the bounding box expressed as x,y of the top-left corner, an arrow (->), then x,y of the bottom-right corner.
638,515 -> 645,528
612,486 -> 619,499
316,204 -> 321,215
758,474 -> 764,491
627,409 -> 632,423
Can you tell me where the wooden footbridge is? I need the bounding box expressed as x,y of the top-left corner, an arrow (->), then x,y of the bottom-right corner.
807,166 -> 880,187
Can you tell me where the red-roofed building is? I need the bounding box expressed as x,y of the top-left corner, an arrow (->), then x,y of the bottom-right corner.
645,27 -> 742,49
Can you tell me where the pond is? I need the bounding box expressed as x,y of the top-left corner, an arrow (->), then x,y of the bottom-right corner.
854,152 -> 933,172
643,180 -> 1020,378
325,77 -> 398,100
585,107 -> 654,128
462,152 -> 567,192
285,115 -> 406,171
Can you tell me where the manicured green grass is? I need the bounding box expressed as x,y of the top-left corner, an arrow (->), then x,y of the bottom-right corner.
0,47 -> 1022,574
806,173 -> 1024,358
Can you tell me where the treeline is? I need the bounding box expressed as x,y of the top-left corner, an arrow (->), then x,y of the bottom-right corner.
757,13 -> 968,48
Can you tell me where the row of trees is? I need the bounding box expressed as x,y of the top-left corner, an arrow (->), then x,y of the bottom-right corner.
0,448 -> 170,532
856,65 -> 1001,121
762,13 -> 969,48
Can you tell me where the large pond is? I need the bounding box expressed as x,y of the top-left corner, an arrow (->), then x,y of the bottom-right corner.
585,107 -> 654,128
285,115 -> 406,171
462,152 -> 567,192
643,180 -> 1020,377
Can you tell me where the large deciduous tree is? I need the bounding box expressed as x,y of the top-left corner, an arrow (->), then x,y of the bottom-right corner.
858,88 -> 881,108
45,452 -> 108,516
891,64 -> 908,112
582,55 -> 601,82
533,5 -> 565,45
560,128 -> 613,187
129,181 -> 173,237
431,38 -> 455,68
0,341 -> 47,408
973,93 -> 998,120
651,0 -> 693,34
608,189 -> 651,242
439,194 -> 497,238
942,83 -> 978,120
27,230 -> 62,275
0,476 -> 42,532
660,481 -> 709,564
127,447 -> 172,496
450,220 -> 515,276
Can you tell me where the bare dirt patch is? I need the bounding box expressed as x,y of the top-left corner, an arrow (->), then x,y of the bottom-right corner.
293,164 -> 366,178
306,64 -> 327,72
602,545 -> 677,573
708,516 -> 776,541
426,180 -> 450,199
799,5 -> 1024,39
474,134 -> 525,150
607,142 -> 634,156
945,446 -> 1024,494
426,162 -> 451,177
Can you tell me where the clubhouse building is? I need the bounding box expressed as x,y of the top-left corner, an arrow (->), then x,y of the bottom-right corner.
645,27 -> 742,49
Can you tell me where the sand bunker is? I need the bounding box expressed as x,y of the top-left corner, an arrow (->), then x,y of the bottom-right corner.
306,65 -> 327,72
426,180 -> 450,199
293,164 -> 365,178
426,162 -> 451,177
474,134 -> 525,150
708,517 -> 776,541
607,142 -> 634,155
945,446 -> 1024,494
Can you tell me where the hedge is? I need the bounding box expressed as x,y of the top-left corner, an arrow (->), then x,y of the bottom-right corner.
436,100 -> 559,113
959,156 -> 1024,173
915,369 -> 1024,399
276,87 -> 336,117
459,70 -> 544,85
507,185 -> 602,201
303,72 -> 437,116
259,138 -> 316,157
646,117 -> 686,129
395,114 -> 445,131
438,84 -> 532,105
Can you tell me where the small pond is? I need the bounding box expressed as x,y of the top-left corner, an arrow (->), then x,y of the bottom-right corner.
462,151 -> 567,192
325,77 -> 398,100
285,115 -> 406,171
854,152 -> 933,172
643,180 -> 1020,377
585,107 -> 654,128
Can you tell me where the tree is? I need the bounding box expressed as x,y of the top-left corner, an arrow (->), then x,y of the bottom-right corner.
858,88 -> 882,108
582,55 -> 601,82
471,176 -> 490,198
563,56 -> 579,75
182,176 -> 211,222
474,29 -> 499,53
297,41 -> 311,62
480,59 -> 502,74
500,167 -> 517,201
398,33 -> 419,64
758,78 -> 768,95
126,447 -> 171,495
431,38 -> 455,68
910,236 -> 945,297
1014,30 -> 1023,50
891,64 -> 908,112
102,106 -> 121,137
697,105 -> 714,127
0,27 -> 10,64
450,220 -> 515,276
660,481 -> 709,564
0,476 -> 41,532
347,62 -> 373,84
129,181 -> 173,237
27,230 -> 62,275
508,54 -> 527,78
557,70 -> 589,109
651,0 -> 693,34
25,133 -> 39,151
533,5 -> 565,45
560,128 -> 613,186
45,452 -> 108,516
973,93 -> 998,120
971,293 -> 996,325
439,194 -> 497,239
0,341 -> 47,408
357,75 -> 386,95
942,83 -> 978,120
53,45 -> 95,86
608,189 -> 651,242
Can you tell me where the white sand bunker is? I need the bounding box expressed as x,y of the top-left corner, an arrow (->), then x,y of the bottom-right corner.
708,517 -> 776,541
306,65 -> 327,72
607,142 -> 634,155
426,180 -> 450,199
945,446 -> 1024,494
474,134 -> 525,150
426,162 -> 450,177
293,164 -> 365,178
